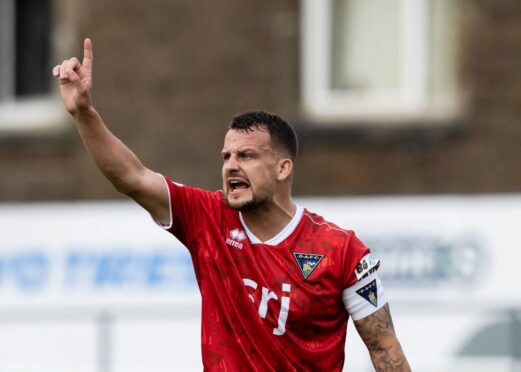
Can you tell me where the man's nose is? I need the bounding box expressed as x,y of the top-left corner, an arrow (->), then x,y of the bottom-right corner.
224,154 -> 239,172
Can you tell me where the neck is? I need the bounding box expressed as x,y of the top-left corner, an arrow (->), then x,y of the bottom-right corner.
240,198 -> 296,242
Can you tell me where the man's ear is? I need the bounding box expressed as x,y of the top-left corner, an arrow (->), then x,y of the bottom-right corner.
277,158 -> 293,181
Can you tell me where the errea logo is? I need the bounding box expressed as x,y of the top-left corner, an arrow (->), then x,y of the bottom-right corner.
226,228 -> 246,249
230,228 -> 246,241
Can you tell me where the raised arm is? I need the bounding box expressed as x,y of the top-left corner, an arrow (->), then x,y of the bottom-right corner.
354,303 -> 411,371
52,38 -> 169,225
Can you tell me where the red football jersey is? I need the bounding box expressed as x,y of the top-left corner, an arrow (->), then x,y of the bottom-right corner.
161,176 -> 371,371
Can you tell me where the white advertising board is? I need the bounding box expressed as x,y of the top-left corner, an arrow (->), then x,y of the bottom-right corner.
303,195 -> 521,307
0,202 -> 198,310
0,195 -> 520,372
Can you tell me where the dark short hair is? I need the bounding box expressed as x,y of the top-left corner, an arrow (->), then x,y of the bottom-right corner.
229,111 -> 298,161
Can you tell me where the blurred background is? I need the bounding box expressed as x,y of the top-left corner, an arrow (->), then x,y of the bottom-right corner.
1,0 -> 521,371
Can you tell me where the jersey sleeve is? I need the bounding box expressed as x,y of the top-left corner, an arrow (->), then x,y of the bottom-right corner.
341,232 -> 387,320
157,175 -> 221,247
341,232 -> 378,288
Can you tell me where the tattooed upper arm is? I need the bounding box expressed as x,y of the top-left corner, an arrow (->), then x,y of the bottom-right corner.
354,303 -> 411,372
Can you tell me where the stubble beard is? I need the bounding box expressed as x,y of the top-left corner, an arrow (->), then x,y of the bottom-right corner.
225,191 -> 269,212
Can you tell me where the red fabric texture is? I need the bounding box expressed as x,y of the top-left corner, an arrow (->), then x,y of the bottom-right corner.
163,176 -> 370,371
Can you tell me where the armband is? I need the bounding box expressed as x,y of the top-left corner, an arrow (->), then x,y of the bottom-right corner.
342,273 -> 387,321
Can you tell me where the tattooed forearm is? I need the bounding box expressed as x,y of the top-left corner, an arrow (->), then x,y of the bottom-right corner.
354,304 -> 411,372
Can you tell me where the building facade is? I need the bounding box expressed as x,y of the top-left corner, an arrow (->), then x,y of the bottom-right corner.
1,0 -> 520,201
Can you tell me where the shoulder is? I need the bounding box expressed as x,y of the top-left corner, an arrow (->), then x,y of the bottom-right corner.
301,208 -> 353,240
300,208 -> 370,260
299,208 -> 362,257
164,176 -> 224,204
298,208 -> 374,287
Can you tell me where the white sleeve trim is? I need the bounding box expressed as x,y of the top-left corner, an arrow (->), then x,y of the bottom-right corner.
342,272 -> 387,321
153,173 -> 173,230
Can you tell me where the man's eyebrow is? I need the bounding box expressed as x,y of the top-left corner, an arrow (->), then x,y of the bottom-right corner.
238,148 -> 257,153
221,147 -> 259,154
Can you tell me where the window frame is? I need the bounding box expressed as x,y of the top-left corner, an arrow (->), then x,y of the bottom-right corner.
0,0 -> 73,136
300,0 -> 461,126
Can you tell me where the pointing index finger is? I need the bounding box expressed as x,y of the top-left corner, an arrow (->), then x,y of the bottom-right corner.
82,38 -> 93,72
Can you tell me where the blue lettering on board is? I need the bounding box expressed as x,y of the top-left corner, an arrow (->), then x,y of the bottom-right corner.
0,251 -> 49,292
65,248 -> 196,290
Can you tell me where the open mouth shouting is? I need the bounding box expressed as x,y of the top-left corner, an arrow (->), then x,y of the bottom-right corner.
227,177 -> 250,196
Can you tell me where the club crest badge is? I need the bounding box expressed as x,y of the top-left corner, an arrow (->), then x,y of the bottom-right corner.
356,279 -> 378,307
293,252 -> 325,280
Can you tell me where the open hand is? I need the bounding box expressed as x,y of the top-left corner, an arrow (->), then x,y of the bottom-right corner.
52,38 -> 94,116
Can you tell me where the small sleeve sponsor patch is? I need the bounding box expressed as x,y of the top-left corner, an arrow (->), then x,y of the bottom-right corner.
354,253 -> 380,280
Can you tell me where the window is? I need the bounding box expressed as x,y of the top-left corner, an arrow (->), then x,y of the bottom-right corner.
0,0 -> 66,134
301,0 -> 461,125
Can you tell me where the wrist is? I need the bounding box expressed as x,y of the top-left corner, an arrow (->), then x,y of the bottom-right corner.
72,106 -> 98,122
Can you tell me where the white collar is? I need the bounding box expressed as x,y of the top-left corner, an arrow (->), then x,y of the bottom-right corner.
239,205 -> 304,246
